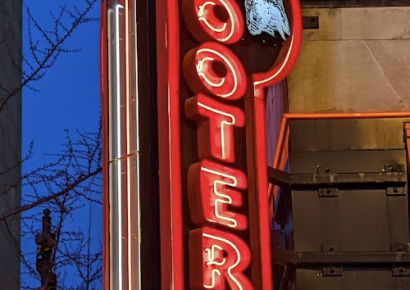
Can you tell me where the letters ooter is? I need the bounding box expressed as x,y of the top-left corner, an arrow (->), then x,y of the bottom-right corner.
100,0 -> 302,289
156,0 -> 302,289
101,1 -> 410,289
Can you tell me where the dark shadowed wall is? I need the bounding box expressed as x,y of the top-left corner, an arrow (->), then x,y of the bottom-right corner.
0,0 -> 22,289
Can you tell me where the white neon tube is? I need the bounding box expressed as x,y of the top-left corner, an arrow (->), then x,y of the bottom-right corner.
108,1 -> 142,289
115,4 -> 124,290
115,3 -> 123,155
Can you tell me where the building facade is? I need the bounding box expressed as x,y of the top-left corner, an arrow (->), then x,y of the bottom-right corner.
0,0 -> 22,289
269,2 -> 410,289
101,0 -> 410,289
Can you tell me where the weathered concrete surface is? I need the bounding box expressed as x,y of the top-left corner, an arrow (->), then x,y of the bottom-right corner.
0,0 -> 22,289
288,7 -> 410,113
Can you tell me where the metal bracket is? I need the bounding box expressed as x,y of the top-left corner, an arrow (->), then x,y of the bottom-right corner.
384,164 -> 405,173
267,164 -> 406,191
267,167 -> 291,188
322,266 -> 343,277
272,249 -> 410,266
321,244 -> 340,253
386,187 -> 405,196
391,244 -> 410,275
384,164 -> 406,196
319,188 -> 338,197
302,16 -> 319,29
321,245 -> 342,276
391,243 -> 410,252
317,165 -> 331,174
317,167 -> 338,197
392,266 -> 410,277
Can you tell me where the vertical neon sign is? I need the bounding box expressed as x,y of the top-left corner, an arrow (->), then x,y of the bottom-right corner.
183,7 -> 255,285
156,0 -> 302,290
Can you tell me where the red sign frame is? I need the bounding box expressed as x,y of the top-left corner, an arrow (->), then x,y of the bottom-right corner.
156,0 -> 302,289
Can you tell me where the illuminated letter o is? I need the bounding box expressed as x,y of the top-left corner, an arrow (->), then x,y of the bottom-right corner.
183,42 -> 247,100
182,0 -> 244,44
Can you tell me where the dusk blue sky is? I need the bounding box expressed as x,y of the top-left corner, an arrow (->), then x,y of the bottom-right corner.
22,1 -> 100,147
21,0 -> 101,288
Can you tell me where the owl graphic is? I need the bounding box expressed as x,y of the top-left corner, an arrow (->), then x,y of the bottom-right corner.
245,0 -> 290,41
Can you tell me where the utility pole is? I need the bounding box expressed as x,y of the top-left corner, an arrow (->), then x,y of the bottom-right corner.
35,209 -> 57,290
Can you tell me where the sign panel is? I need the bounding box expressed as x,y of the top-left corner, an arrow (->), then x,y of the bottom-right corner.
156,0 -> 302,289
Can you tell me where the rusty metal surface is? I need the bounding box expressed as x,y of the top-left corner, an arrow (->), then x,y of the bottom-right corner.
273,117 -> 410,289
272,249 -> 410,266
268,166 -> 407,189
289,119 -> 410,152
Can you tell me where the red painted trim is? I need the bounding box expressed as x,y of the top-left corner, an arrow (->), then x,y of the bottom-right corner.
99,0 -> 109,289
247,2 -> 303,287
245,94 -> 273,290
253,0 -> 302,243
252,0 -> 303,90
404,123 -> 410,175
158,1 -> 304,289
156,0 -> 184,289
284,112 -> 410,120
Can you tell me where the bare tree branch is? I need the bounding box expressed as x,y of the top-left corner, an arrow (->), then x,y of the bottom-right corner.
0,167 -> 101,223
0,1 -> 102,288
0,0 -> 99,113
